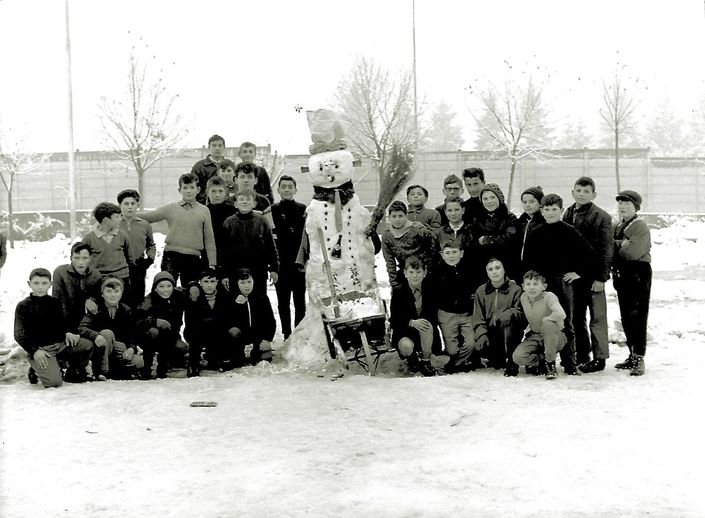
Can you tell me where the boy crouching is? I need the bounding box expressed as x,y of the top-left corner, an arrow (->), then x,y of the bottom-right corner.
513,270 -> 567,379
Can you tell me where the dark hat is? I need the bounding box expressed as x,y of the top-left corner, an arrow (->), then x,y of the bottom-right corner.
152,271 -> 175,290
521,186 -> 544,203
480,183 -> 505,205
616,190 -> 642,211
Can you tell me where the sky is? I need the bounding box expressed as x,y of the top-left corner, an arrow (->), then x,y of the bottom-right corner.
0,0 -> 704,154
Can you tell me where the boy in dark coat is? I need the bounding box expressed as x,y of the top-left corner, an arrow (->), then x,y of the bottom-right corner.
389,256 -> 438,377
136,271 -> 188,379
184,268 -> 240,374
78,276 -> 142,380
271,175 -> 307,339
191,134 -> 226,205
517,186 -> 546,273
52,242 -> 103,331
15,268 -> 91,387
231,268 -> 277,365
205,176 -> 237,268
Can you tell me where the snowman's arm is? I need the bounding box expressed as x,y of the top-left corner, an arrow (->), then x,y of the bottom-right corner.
295,228 -> 310,268
369,231 -> 381,255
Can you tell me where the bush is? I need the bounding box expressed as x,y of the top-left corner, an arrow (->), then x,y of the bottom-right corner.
12,212 -> 66,242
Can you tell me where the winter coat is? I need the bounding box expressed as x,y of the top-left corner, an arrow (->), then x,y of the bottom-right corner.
523,221 -> 594,280
78,300 -> 136,348
435,259 -> 477,314
472,279 -> 523,343
381,223 -> 438,287
232,293 -> 276,343
14,294 -> 68,357
471,204 -> 519,273
516,212 -> 545,272
613,215 -> 652,269
190,156 -> 220,205
183,288 -> 237,344
51,263 -> 103,330
390,277 -> 439,347
271,199 -> 307,270
136,272 -> 186,336
222,211 -> 279,277
562,202 -> 614,282
208,202 -> 237,266
406,206 -> 441,230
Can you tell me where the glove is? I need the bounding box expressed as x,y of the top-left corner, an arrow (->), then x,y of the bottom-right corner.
156,318 -> 171,331
475,335 -> 489,350
189,285 -> 201,301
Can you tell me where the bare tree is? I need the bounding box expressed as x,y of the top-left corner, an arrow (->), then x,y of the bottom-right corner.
0,127 -> 49,248
422,101 -> 465,151
334,56 -> 417,183
599,59 -> 640,192
468,67 -> 552,206
98,42 -> 188,199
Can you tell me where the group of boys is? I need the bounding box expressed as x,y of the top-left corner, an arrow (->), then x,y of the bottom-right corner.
385,169 -> 651,379
14,139 -> 652,386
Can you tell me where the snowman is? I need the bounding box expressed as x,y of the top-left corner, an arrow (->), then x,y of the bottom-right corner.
282,109 -> 382,370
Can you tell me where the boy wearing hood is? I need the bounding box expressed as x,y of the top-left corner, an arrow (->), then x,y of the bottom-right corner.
231,268 -> 277,365
136,271 -> 188,379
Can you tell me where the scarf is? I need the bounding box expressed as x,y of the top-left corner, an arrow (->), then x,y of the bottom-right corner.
312,181 -> 356,232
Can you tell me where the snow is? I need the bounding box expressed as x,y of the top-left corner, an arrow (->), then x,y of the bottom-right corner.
1,221 -> 705,517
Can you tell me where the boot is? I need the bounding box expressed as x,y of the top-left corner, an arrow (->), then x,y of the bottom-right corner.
64,367 -> 91,383
418,359 -> 437,377
503,362 -> 519,377
615,354 -> 635,370
563,362 -> 581,376
27,367 -> 39,385
579,358 -> 605,374
545,360 -> 557,380
630,355 -> 645,376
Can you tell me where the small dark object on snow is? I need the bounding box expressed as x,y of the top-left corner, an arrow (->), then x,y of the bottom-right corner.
190,401 -> 218,407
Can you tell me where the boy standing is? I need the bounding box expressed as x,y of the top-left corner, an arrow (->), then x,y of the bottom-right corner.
238,141 -> 274,204
139,173 -> 217,287
222,189 -> 279,297
517,186 -> 546,273
14,268 -> 92,387
191,134 -> 226,204
232,162 -> 274,228
612,190 -> 652,376
434,241 -> 475,374
205,176 -> 237,267
562,177 -> 614,372
513,270 -> 568,379
52,242 -> 103,331
81,202 -> 132,290
406,185 -> 441,230
381,201 -> 437,289
523,193 -> 593,375
136,271 -> 188,379
217,159 -> 238,203
117,189 -> 156,307
473,258 -> 524,376
271,175 -> 307,339
78,276 -> 142,380
231,268 -> 277,365
434,174 -> 465,227
389,256 -> 438,377
462,167 -> 486,224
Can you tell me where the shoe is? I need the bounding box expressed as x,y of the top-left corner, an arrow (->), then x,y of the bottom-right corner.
187,366 -> 200,378
579,358 -> 605,373
138,368 -> 154,381
27,367 -> 39,385
615,354 -> 636,370
630,355 -> 645,376
93,373 -> 108,382
503,363 -> 519,377
418,359 -> 437,377
406,353 -> 421,373
545,361 -> 557,380
443,360 -> 459,375
563,363 -> 581,376
64,368 -> 90,383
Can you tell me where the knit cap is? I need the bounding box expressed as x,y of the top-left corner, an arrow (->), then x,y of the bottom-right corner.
152,271 -> 175,291
616,190 -> 642,211
101,276 -> 124,291
480,183 -> 505,205
521,186 -> 544,203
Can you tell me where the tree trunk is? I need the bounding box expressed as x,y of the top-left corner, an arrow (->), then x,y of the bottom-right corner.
137,168 -> 145,203
507,159 -> 517,209
614,127 -> 621,192
7,186 -> 14,249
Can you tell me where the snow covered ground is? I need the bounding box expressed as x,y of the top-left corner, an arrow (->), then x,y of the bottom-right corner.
1,220 -> 705,517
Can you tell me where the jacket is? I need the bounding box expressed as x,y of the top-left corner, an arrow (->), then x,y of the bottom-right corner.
562,202 -> 614,282
52,263 -> 103,329
472,279 -> 523,343
381,223 -> 437,286
14,294 -> 68,357
471,204 -> 519,271
78,300 -> 136,348
222,211 -> 279,276
435,259 -> 477,314
191,156 -> 220,204
613,215 -> 651,271
184,288 -> 237,343
232,293 -> 276,343
516,212 -> 545,268
271,199 -> 307,269
390,277 -> 438,347
136,272 -> 186,336
406,206 -> 441,230
523,221 -> 593,280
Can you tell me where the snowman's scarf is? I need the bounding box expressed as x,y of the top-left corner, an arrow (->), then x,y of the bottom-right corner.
312,181 -> 356,232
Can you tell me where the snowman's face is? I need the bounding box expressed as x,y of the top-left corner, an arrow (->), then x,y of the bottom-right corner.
307,149 -> 354,188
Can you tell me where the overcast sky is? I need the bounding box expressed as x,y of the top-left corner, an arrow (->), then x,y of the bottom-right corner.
1,0 -> 704,154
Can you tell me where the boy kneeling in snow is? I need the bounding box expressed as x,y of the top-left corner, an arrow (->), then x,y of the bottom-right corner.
512,270 -> 567,379
231,268 -> 276,365
136,271 -> 188,379
14,268 -> 92,387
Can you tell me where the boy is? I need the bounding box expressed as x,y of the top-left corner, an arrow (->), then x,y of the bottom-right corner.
14,268 -> 92,387
473,258 -> 523,376
513,270 -> 568,379
462,167 -> 486,224
381,201 -> 437,289
78,276 -> 142,380
184,268 -> 239,374
612,190 -> 651,376
435,196 -> 483,291
517,186 -> 545,273
117,189 -> 156,308
406,184 -> 441,230
231,162 -> 274,228
139,173 -> 217,288
389,256 -> 438,377
523,193 -> 594,375
136,271 -> 188,379
222,189 -> 279,297
434,241 -> 475,374
434,174 -> 465,227
231,268 -> 277,365
238,141 -> 274,204
205,176 -> 237,267
81,202 -> 132,290
191,134 -> 226,204
271,175 -> 307,339
562,176 -> 614,372
52,242 -> 103,331
217,158 -> 238,203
